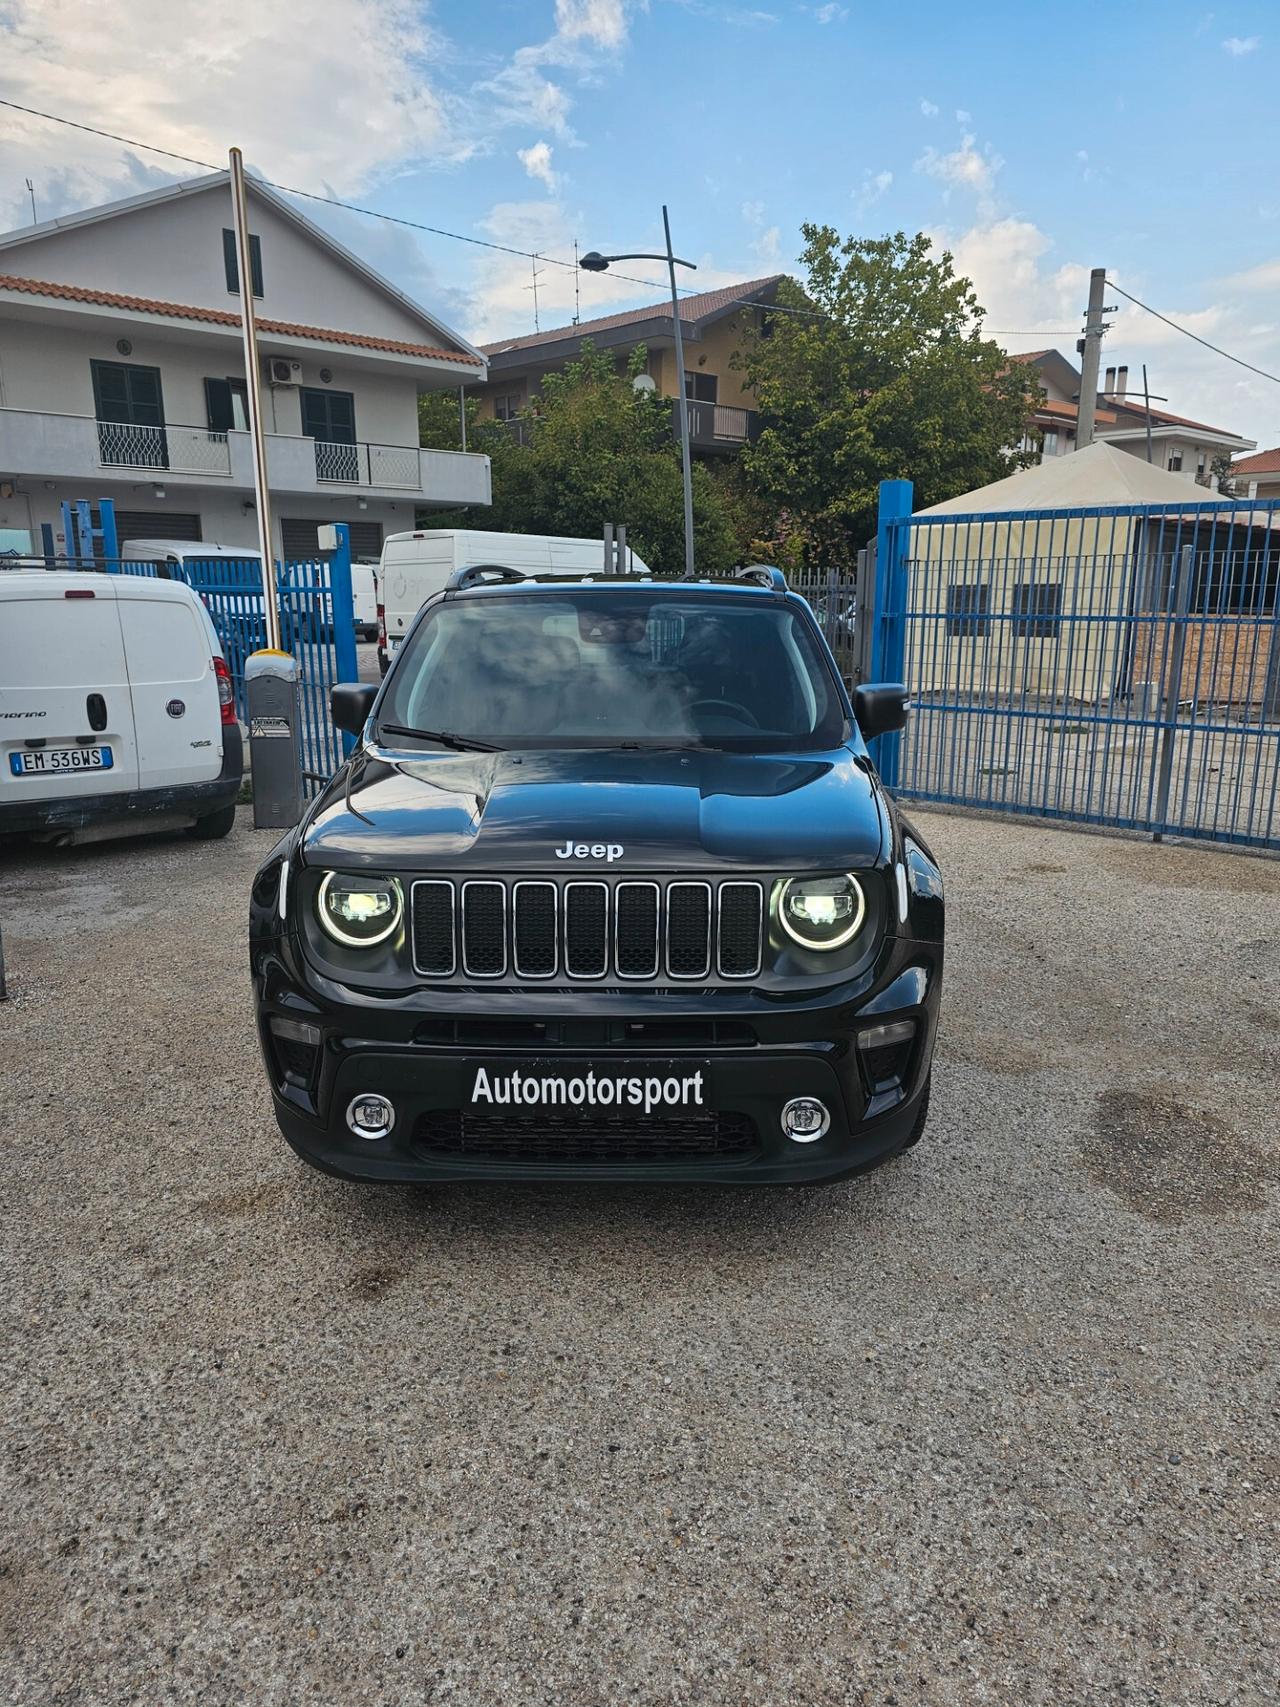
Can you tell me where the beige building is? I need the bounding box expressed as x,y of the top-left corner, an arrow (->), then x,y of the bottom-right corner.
1230,445 -> 1280,501
1012,349 -> 1255,481
473,276 -> 784,457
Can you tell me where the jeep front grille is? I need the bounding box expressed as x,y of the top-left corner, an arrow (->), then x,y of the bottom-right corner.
411,876 -> 764,985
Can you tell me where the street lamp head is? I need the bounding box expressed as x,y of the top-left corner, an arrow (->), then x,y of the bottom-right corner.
579,251 -> 611,273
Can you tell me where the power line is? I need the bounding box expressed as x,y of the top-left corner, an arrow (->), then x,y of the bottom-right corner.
1106,275 -> 1280,389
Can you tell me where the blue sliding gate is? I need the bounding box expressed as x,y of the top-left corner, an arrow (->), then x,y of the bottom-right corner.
111,526 -> 360,791
869,482 -> 1280,850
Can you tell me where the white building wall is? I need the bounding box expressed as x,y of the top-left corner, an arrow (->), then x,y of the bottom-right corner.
0,317 -> 419,445
1,184 -> 442,349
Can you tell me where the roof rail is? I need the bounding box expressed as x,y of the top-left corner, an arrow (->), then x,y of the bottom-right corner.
734,564 -> 789,592
447,563 -> 528,591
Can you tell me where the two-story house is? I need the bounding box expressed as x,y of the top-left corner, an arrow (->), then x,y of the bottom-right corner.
1011,349 -> 1255,480
473,276 -> 784,457
0,172 -> 490,561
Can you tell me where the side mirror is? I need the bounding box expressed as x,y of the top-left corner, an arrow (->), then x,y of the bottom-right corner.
331,682 -> 377,737
853,682 -> 909,740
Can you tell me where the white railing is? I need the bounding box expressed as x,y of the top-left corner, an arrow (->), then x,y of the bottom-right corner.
313,437 -> 423,490
96,419 -> 231,476
368,442 -> 422,489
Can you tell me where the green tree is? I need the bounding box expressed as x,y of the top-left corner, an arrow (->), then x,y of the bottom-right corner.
426,343 -> 739,574
1209,452 -> 1237,496
739,226 -> 1042,566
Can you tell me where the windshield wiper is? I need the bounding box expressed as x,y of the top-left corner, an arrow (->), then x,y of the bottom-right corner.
378,723 -> 502,753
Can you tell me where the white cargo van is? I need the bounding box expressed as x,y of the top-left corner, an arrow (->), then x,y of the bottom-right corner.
0,573 -> 243,843
352,561 -> 378,641
377,529 -> 650,671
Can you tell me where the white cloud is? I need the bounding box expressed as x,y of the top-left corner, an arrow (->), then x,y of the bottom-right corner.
741,199 -> 767,226
752,225 -> 781,262
916,132 -> 1003,196
1223,257 -> 1280,290
856,168 -> 894,210
955,108 -> 971,123
554,0 -> 631,49
920,98 -> 940,117
932,215 -> 1277,446
812,2 -> 848,21
0,0 -> 648,234
1222,34 -> 1260,53
518,140 -> 559,193
0,0 -> 462,230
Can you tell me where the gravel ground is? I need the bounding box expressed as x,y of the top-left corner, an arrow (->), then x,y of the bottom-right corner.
1,808 -> 1277,1706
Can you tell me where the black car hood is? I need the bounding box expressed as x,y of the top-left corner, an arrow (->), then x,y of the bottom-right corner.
301,744 -> 889,872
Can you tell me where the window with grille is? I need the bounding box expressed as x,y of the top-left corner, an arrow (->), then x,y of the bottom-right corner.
1011,580 -> 1063,638
946,581 -> 991,637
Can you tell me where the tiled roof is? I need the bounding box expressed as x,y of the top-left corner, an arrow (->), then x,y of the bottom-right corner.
0,272 -> 483,365
1231,445 -> 1280,475
1118,400 -> 1237,437
481,275 -> 785,357
1009,349 -> 1052,364
1034,397 -> 1119,426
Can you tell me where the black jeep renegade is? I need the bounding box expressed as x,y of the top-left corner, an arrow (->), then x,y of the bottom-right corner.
249,566 -> 944,1184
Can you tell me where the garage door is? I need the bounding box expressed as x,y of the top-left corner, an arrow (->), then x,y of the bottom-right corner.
114,510 -> 203,541
281,518 -> 383,561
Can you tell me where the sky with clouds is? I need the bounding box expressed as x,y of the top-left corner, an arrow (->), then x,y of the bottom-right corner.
0,0 -> 1276,445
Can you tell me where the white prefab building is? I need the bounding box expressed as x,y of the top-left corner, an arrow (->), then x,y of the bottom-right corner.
0,173 -> 490,561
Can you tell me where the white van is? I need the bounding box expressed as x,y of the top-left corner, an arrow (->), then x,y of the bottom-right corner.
377,529 -> 651,671
0,572 -> 243,843
352,561 -> 379,641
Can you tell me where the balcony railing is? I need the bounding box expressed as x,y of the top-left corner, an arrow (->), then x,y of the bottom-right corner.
312,437 -> 423,489
682,399 -> 759,449
96,420 -> 233,477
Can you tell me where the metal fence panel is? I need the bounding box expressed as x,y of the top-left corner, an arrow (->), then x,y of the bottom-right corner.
888,495 -> 1280,850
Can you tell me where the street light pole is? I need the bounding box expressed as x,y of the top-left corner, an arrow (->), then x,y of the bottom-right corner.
663,206 -> 696,580
229,146 -> 282,649
580,213 -> 698,578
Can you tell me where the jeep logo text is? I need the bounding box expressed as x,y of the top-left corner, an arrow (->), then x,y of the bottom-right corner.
555,839 -> 623,862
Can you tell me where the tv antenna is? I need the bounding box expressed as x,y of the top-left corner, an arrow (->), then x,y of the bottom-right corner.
25,178 -> 37,223
524,255 -> 546,332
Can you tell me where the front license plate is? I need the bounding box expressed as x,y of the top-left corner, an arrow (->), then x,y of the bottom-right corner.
9,746 -> 113,776
466,1059 -> 712,1116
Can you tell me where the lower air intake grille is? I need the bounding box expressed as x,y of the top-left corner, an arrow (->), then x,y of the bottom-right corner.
414,1108 -> 759,1165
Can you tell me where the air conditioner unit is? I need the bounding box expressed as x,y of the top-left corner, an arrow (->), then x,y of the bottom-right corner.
265,357 -> 303,387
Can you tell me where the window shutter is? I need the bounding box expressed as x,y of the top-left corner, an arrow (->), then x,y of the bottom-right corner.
205,377 -> 233,433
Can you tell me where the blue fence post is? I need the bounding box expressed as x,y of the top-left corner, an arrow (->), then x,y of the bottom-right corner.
98,497 -> 118,563
869,478 -> 913,785
327,522 -> 359,755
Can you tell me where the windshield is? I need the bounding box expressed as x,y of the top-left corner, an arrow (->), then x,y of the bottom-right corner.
378,590 -> 846,751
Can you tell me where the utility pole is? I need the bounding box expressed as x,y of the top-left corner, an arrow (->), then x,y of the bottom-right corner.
1075,267 -> 1113,450
229,146 -> 281,649
663,206 -> 696,581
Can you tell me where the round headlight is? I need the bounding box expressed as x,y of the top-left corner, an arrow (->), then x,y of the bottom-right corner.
777,874 -> 867,951
317,871 -> 403,948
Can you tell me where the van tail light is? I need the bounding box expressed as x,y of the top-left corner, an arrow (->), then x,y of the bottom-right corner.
213,656 -> 237,726
376,600 -> 387,652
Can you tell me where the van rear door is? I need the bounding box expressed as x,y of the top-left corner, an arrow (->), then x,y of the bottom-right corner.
115,583 -> 223,790
0,577 -> 140,805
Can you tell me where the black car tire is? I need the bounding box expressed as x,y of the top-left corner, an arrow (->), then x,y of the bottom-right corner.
900,1073 -> 931,1150
187,803 -> 237,841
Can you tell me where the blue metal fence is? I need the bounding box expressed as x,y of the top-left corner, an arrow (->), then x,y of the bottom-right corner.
871,481 -> 1280,849
106,527 -> 360,790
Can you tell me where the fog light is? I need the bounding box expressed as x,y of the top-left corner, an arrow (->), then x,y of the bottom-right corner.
346,1094 -> 395,1140
781,1097 -> 830,1143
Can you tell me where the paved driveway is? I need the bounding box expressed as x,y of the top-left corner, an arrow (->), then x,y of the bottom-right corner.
1,811 -> 1276,1705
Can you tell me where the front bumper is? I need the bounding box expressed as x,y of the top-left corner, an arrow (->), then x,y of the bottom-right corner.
252,931 -> 943,1185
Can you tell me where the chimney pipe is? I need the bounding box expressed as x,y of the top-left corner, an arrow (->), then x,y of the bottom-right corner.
1116,365 -> 1129,398
1104,366 -> 1116,394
